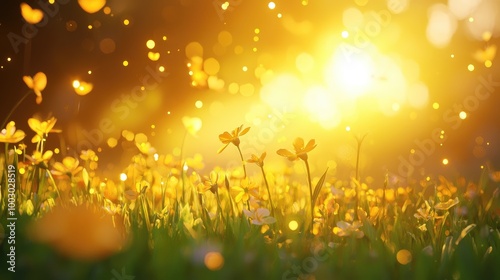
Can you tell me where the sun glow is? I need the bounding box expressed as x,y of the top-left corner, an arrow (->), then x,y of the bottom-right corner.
324,47 -> 374,98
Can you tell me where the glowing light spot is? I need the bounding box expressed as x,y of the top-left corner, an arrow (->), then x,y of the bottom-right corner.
54,148 -> 60,154
295,52 -> 314,73
158,66 -> 165,72
146,39 -> 155,49
204,58 -> 220,75
432,102 -> 440,109
325,47 -> 374,97
228,83 -> 239,94
88,25 -> 93,29
410,149 -> 415,154
239,83 -> 255,96
341,30 -> 349,38
205,252 -> 224,271
442,158 -> 449,165
88,70 -> 92,74
148,52 -> 160,61
221,2 -> 229,10
107,137 -> 118,148
396,249 -> 412,265
123,60 -> 129,66
242,66 -> 248,72
120,173 -> 127,181
459,111 -> 467,119
103,6 -> 111,14
469,17 -> 474,22
153,153 -> 159,161
485,60 -> 493,68
195,100 -> 203,108
451,54 -> 455,58
268,2 -> 276,9
163,36 -> 167,41
345,126 -> 351,132
123,19 -> 129,25
253,36 -> 259,42
19,167 -> 25,175
122,130 -> 135,141
289,220 -> 299,231
277,13 -> 282,18
72,80 -> 81,88
468,64 -> 475,71
254,28 -> 260,34
78,0 -> 106,14
426,4 -> 457,48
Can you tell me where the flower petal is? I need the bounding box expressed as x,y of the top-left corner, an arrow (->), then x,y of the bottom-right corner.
276,149 -> 297,161
293,137 -> 305,152
239,126 -> 250,136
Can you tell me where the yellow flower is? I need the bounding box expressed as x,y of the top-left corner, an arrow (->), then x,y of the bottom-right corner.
28,116 -> 61,142
51,156 -> 83,177
217,125 -> 250,154
23,72 -> 47,104
414,201 -> 434,221
243,208 -> 276,225
333,221 -> 364,238
434,197 -> 459,211
277,137 -> 317,161
26,150 -> 53,165
230,178 -> 259,203
182,116 -> 202,136
201,171 -> 221,194
185,153 -> 205,170
0,121 -> 26,143
247,152 -> 266,167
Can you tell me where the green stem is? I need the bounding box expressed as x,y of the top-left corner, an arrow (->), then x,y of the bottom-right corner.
1,90 -> 32,130
179,130 -> 188,204
304,159 -> 314,232
261,166 -> 275,217
236,146 -> 247,178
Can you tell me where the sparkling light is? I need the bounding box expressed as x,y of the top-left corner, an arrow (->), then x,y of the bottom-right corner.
459,111 -> 467,119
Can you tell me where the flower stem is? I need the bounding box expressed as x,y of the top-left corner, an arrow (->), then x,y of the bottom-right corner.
1,90 -> 32,130
261,166 -> 275,217
304,159 -> 314,233
236,146 -> 247,178
180,130 -> 188,204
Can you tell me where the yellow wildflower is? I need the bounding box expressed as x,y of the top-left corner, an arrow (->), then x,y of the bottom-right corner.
277,137 -> 316,161
434,197 -> 459,211
26,150 -> 53,165
28,116 -> 61,143
243,208 -> 276,225
0,121 -> 26,143
247,152 -> 266,167
51,156 -> 83,177
333,220 -> 364,238
217,125 -> 250,154
23,72 -> 46,104
230,178 -> 259,203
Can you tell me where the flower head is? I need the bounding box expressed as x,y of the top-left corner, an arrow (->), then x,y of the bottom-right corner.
230,178 -> 259,203
217,125 -> 250,154
28,116 -> 61,143
51,156 -> 83,177
247,152 -> 266,167
26,150 -> 53,165
277,137 -> 316,161
243,208 -> 276,225
434,197 -> 459,211
23,72 -> 47,104
333,220 -> 364,238
0,121 -> 26,143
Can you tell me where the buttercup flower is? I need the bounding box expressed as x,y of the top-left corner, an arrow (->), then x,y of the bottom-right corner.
434,197 -> 459,211
26,150 -> 53,165
0,121 -> 26,143
247,152 -> 266,167
333,220 -> 364,238
277,137 -> 317,161
217,125 -> 250,154
230,178 -> 259,203
28,116 -> 61,143
243,208 -> 276,225
23,72 -> 47,104
51,156 -> 84,177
